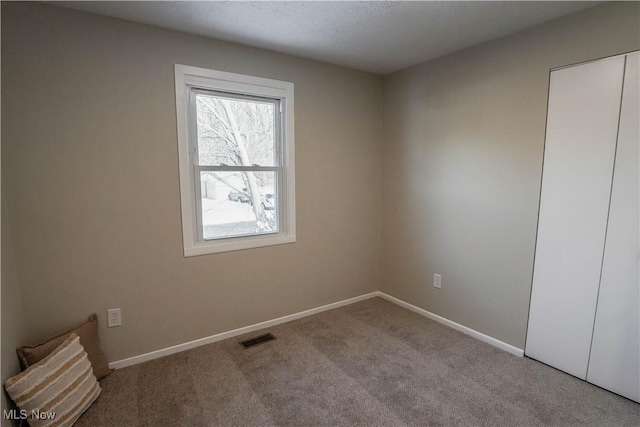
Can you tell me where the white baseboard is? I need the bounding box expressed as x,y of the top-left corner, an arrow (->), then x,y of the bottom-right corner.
376,291 -> 524,357
108,292 -> 378,369
109,290 -> 523,369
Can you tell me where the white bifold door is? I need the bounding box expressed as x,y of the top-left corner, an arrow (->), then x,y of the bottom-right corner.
586,53 -> 639,401
526,52 -> 639,402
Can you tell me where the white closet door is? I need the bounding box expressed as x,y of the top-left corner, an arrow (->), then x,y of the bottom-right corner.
587,52 -> 640,402
526,56 -> 625,379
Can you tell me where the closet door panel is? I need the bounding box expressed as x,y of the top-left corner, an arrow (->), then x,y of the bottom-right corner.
526,56 -> 625,379
587,52 -> 640,402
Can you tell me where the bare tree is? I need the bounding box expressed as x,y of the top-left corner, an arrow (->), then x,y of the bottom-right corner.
196,95 -> 276,232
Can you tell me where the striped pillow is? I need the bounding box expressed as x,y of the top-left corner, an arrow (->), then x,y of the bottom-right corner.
4,333 -> 101,427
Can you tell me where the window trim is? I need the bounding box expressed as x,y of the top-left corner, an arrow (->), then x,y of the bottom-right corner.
174,64 -> 296,256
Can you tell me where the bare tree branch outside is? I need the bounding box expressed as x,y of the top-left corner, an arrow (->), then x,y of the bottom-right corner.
195,93 -> 279,240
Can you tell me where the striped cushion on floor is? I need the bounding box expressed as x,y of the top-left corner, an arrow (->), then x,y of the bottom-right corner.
4,333 -> 101,427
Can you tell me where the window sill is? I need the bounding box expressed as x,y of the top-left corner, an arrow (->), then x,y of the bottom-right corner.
183,233 -> 296,257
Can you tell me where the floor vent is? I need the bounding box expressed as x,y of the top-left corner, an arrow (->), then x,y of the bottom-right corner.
239,333 -> 276,349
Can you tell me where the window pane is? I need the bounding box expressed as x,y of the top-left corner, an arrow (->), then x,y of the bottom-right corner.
200,171 -> 278,240
195,93 -> 276,167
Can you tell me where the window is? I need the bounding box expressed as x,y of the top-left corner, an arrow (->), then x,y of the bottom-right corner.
175,65 -> 295,256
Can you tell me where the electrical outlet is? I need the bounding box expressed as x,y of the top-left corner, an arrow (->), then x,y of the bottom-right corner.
107,308 -> 122,327
433,274 -> 442,289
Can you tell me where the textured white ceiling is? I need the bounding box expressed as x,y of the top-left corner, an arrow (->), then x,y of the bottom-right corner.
50,1 -> 601,75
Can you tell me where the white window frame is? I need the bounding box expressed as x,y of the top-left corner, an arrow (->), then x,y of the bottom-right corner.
174,64 -> 296,256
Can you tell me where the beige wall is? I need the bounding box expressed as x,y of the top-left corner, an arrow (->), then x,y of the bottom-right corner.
1,2 -> 382,362
381,2 -> 640,349
2,1 -> 638,368
1,190 -> 26,426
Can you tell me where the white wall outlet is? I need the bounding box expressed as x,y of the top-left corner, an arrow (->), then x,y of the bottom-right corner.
107,308 -> 122,327
433,274 -> 442,289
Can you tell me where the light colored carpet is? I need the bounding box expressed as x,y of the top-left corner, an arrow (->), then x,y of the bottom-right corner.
77,297 -> 640,426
